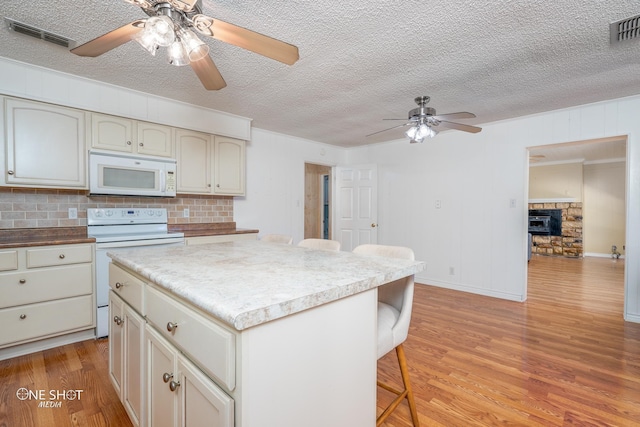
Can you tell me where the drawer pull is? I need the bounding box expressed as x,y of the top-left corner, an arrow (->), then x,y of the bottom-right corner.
115,282 -> 123,289
162,373 -> 173,383
59,254 -> 65,259
8,170 -> 14,175
126,141 -> 132,146
166,322 -> 178,332
169,380 -> 181,392
113,316 -> 123,326
19,279 -> 26,284
19,314 -> 27,320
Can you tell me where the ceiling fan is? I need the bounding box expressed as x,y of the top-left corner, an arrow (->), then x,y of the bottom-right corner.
70,0 -> 299,90
367,96 -> 482,143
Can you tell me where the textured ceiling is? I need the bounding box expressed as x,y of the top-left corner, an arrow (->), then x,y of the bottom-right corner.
1,1 -> 640,147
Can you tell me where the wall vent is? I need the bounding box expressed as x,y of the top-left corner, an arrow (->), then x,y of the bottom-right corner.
4,17 -> 76,49
610,14 -> 640,44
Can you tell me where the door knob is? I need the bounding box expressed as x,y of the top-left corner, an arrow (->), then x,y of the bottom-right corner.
371,223 -> 378,228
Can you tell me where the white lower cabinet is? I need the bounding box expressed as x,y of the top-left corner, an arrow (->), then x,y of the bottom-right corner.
109,291 -> 145,427
146,325 -> 234,427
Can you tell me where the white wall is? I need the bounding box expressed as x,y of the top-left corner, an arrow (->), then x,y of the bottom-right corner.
233,129 -> 346,244
345,95 -> 640,322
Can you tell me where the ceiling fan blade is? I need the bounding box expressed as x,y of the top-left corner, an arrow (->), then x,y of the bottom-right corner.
193,15 -> 299,65
190,55 -> 227,90
436,120 -> 482,133
366,122 -> 412,137
71,20 -> 145,57
432,112 -> 476,121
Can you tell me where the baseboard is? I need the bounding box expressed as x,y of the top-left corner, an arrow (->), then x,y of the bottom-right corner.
584,252 -> 625,259
414,279 -> 525,302
0,329 -> 96,361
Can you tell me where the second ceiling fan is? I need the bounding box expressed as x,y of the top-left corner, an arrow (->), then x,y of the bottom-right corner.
368,96 -> 482,143
71,0 -> 299,90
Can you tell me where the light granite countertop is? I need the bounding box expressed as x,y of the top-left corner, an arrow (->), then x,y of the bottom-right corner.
108,240 -> 425,331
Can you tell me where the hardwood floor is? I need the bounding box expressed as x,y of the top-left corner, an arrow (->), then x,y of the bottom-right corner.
378,255 -> 640,426
1,255 -> 638,426
0,338 -> 132,427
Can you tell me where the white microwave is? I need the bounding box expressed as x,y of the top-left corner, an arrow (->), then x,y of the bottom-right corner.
89,151 -> 177,197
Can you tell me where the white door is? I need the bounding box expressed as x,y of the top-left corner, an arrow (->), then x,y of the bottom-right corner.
334,164 -> 378,251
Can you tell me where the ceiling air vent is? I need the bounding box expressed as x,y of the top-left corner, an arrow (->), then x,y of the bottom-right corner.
4,17 -> 76,49
610,14 -> 640,44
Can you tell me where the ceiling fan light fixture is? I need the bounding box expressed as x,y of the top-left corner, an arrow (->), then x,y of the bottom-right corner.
132,28 -> 158,55
178,28 -> 209,61
146,15 -> 176,47
167,39 -> 190,66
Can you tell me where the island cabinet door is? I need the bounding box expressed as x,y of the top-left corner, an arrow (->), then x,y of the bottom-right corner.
109,291 -> 124,398
123,304 -> 145,427
146,326 -> 178,427
145,325 -> 234,427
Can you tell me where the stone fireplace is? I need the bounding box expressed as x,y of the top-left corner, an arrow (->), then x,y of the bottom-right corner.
528,202 -> 583,257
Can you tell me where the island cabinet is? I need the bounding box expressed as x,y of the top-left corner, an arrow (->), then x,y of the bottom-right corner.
107,241 -> 424,427
1,96 -> 87,189
0,243 -> 95,359
109,263 -> 146,427
91,113 -> 174,158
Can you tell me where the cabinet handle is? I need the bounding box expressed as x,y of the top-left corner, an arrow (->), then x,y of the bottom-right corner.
169,380 -> 181,392
19,314 -> 27,320
7,170 -> 14,175
216,184 -> 220,188
19,279 -> 26,284
166,322 -> 178,332
139,142 -> 144,147
59,254 -> 65,259
162,373 -> 173,383
115,282 -> 123,289
126,141 -> 132,145
113,315 -> 123,326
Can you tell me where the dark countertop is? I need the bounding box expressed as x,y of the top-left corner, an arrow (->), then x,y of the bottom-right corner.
0,227 -> 95,249
0,223 -> 259,249
168,222 -> 259,238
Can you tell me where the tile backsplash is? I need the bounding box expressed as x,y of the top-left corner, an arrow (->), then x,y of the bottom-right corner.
0,188 -> 233,229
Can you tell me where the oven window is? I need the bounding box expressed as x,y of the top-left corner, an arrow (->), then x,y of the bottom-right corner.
102,166 -> 157,190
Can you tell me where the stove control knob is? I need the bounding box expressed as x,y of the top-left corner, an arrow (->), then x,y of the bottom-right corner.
94,211 -> 103,217
147,209 -> 154,216
105,210 -> 114,217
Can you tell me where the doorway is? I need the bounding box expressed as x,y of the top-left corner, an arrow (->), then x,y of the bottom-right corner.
526,136 -> 628,307
304,163 -> 332,239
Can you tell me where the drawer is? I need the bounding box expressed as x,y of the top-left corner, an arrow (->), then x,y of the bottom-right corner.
0,264 -> 93,309
109,263 -> 144,314
0,295 -> 94,348
146,285 -> 236,391
0,250 -> 18,271
27,244 -> 92,268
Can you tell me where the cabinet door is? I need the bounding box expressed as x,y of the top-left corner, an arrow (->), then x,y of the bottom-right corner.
4,98 -> 87,188
178,355 -> 234,427
137,122 -> 173,158
175,129 -> 211,194
91,113 -> 134,153
109,291 -> 124,398
213,136 -> 245,195
146,326 -> 177,427
124,304 -> 145,427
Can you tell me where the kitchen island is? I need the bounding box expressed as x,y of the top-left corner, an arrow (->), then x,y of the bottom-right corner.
107,240 -> 425,427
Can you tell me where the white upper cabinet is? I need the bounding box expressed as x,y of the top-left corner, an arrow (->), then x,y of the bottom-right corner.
91,113 -> 174,158
176,130 -> 245,196
2,97 -> 87,189
175,129 -> 212,194
213,136 -> 245,195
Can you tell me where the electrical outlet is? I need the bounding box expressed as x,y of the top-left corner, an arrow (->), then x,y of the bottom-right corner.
435,200 -> 442,209
510,198 -> 517,208
183,208 -> 190,218
68,208 -> 77,219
